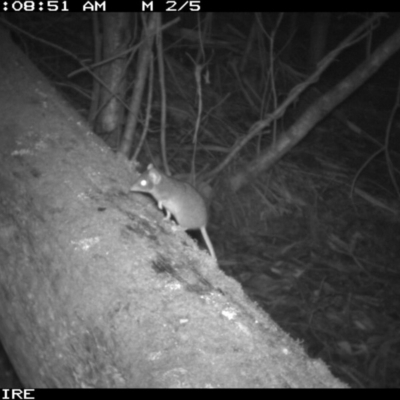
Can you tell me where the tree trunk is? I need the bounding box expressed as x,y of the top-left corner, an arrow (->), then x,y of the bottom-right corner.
94,13 -> 130,139
0,27 -> 345,388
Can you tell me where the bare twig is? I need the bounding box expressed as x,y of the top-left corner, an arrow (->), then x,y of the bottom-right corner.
155,14 -> 170,176
132,54 -> 154,161
121,14 -> 158,156
191,63 -> 204,184
205,13 -> 386,181
351,71 -> 400,199
383,77 -> 400,197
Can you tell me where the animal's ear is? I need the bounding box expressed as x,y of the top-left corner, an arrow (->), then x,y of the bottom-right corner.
148,168 -> 162,185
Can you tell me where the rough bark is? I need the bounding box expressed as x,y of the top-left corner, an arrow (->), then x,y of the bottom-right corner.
0,27 -> 345,388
